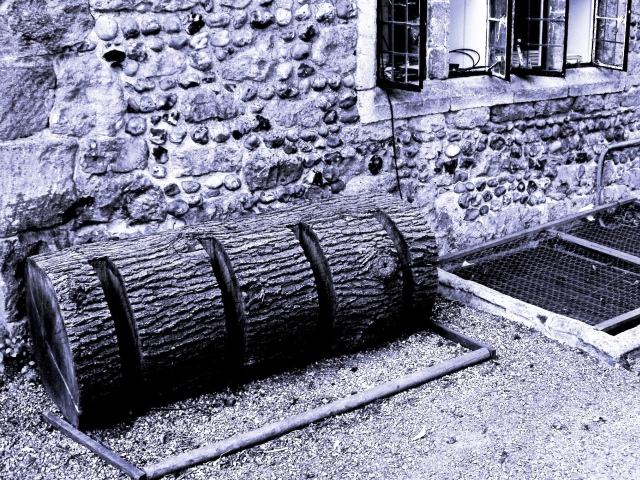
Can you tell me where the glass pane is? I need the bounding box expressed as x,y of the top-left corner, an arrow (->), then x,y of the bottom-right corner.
489,0 -> 508,20
488,18 -> 508,77
512,0 -> 567,74
593,0 -> 629,68
377,0 -> 424,89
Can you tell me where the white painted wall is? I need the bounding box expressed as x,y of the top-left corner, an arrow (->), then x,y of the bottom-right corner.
567,0 -> 595,62
448,0 -> 488,69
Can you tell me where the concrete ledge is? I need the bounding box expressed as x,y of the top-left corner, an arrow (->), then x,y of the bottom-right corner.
438,268 -> 640,371
358,67 -> 629,124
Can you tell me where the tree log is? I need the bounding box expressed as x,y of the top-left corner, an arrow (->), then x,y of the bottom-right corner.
26,194 -> 438,426
25,251 -> 124,428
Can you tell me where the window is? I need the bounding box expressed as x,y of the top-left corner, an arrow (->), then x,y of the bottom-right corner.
377,0 -> 427,90
377,0 -> 632,90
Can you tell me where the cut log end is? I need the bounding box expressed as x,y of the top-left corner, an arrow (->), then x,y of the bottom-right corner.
25,259 -> 81,427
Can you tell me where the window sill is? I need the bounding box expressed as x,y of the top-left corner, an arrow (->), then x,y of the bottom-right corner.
357,67 -> 626,124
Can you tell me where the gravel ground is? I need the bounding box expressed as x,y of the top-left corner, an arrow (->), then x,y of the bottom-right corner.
2,295 -> 640,479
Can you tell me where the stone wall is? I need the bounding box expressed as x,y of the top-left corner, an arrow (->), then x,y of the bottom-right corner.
0,0 -> 639,355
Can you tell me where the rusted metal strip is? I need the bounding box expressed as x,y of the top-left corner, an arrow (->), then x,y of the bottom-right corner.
549,230 -> 640,267
428,321 -> 496,357
42,411 -> 146,480
143,347 -> 493,479
594,307 -> 640,333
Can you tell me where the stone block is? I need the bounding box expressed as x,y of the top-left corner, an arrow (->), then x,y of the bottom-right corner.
0,58 -> 55,141
49,53 -> 126,137
219,36 -> 274,82
184,92 -> 243,123
243,149 -> 303,191
446,107 -> 490,129
79,137 -> 148,174
0,134 -> 78,236
3,0 -> 93,55
90,0 -> 199,11
0,229 -> 71,329
173,144 -> 244,177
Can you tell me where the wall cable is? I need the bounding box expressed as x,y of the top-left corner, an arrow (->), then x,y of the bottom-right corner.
384,89 -> 404,200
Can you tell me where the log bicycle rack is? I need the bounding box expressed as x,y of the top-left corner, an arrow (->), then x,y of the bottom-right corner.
27,195 -> 496,478
42,322 -> 495,479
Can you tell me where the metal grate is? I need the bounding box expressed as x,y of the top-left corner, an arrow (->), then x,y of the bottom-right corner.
452,237 -> 640,326
564,203 -> 640,258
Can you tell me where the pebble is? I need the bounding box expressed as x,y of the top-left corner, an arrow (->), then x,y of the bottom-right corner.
276,8 -> 292,26
169,130 -> 187,144
224,174 -> 242,190
233,11 -> 248,29
189,50 -> 213,71
125,117 -> 146,136
164,16 -> 181,33
277,62 -> 293,80
244,134 -> 261,150
95,17 -> 119,41
148,37 -> 164,52
186,13 -> 205,35
323,110 -> 338,124
139,95 -> 156,113
298,63 -> 315,78
126,42 -> 147,62
181,181 -> 201,194
159,78 -> 176,91
250,10 -> 275,29
445,144 -> 461,158
312,77 -> 327,91
338,91 -> 357,109
191,126 -> 209,144
316,2 -> 335,22
295,5 -> 311,21
153,146 -> 168,163
151,165 -> 167,178
292,43 -> 311,60
233,30 -> 253,47
240,86 -> 257,102
120,18 -> 140,39
168,36 -> 189,49
300,129 -> 317,142
167,200 -> 189,217
149,128 -> 166,144
190,32 -> 209,49
336,0 -> 355,19
123,60 -> 139,76
141,18 -> 161,35
326,135 -> 342,148
206,176 -> 224,189
164,183 -> 180,196
327,74 -> 341,90
211,30 -> 230,47
187,194 -> 203,207
259,85 -> 276,100
206,13 -> 231,28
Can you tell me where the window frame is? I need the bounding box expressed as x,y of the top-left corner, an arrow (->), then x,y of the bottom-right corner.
591,0 -> 633,71
376,0 -> 427,91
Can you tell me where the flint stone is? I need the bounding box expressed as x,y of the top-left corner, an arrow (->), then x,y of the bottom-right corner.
243,149 -> 303,191
173,144 -> 243,176
0,59 -> 55,141
49,54 -> 126,137
0,135 -> 78,236
184,92 -> 243,122
95,16 -> 119,40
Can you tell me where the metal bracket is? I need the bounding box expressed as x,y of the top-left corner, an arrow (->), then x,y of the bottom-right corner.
43,325 -> 495,479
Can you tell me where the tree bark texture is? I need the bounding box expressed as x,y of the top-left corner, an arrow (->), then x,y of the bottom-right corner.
27,194 -> 437,426
76,233 -> 228,402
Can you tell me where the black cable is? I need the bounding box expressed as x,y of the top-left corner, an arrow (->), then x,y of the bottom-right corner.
449,48 -> 481,70
384,89 -> 403,200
